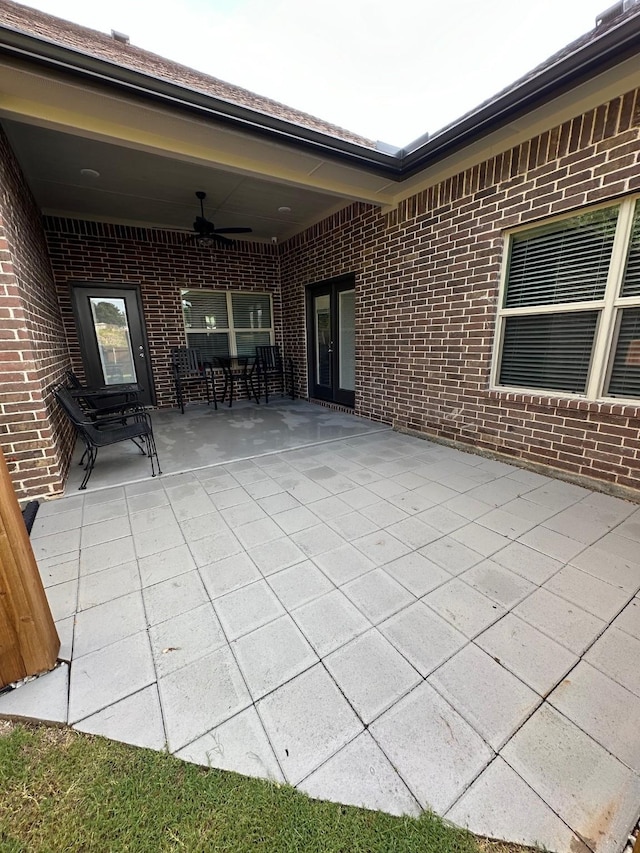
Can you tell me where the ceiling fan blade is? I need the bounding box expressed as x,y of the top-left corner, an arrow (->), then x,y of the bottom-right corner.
214,227 -> 253,234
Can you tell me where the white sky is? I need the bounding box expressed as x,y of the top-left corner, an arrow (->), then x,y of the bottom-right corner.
24,0 -> 610,145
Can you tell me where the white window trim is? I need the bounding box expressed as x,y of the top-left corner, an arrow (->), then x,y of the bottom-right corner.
181,289 -> 274,356
491,195 -> 640,405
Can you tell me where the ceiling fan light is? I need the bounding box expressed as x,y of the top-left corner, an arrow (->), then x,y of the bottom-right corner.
196,235 -> 216,248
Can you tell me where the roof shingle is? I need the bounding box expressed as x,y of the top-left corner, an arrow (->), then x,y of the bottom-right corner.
0,0 -> 376,148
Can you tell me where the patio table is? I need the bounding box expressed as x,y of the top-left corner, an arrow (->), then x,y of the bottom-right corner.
69,383 -> 142,403
213,356 -> 259,407
68,383 -> 144,420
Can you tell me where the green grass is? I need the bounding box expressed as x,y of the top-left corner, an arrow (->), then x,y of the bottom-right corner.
0,723 -> 524,853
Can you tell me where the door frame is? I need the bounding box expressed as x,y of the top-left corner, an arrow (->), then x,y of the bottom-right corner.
306,273 -> 356,407
70,282 -> 156,406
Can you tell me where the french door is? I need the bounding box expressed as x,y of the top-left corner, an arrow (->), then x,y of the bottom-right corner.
308,276 -> 355,407
71,284 -> 155,406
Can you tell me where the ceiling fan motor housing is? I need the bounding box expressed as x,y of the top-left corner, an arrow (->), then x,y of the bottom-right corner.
186,190 -> 252,246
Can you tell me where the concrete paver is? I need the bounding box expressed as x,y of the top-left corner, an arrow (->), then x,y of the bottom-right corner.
513,587 -> 606,655
503,705 -> 640,853
429,644 -> 540,750
548,661 -> 640,775
74,684 -> 166,751
448,757 -> 590,853
256,664 -> 363,785
379,600 -> 467,676
2,410 -> 639,853
370,681 -> 493,813
324,629 -> 421,723
300,731 -> 421,817
475,613 -> 578,696
231,615 -> 318,700
176,707 -> 283,782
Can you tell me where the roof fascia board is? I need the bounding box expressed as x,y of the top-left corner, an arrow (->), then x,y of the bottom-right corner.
399,13 -> 640,177
0,26 -> 404,178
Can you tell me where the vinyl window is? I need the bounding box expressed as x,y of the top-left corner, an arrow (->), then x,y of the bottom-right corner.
181,290 -> 273,360
493,197 -> 640,403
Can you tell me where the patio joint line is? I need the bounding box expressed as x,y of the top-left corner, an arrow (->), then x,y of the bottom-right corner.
66,424 -> 392,497
185,535 -> 290,781
446,751 -> 591,852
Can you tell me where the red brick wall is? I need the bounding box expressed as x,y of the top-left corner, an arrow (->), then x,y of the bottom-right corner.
6,88 -> 640,498
280,89 -> 640,494
44,219 -> 282,408
0,127 -> 73,499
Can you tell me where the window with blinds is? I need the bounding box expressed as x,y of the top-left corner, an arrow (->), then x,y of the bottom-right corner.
495,197 -> 640,402
181,290 -> 273,360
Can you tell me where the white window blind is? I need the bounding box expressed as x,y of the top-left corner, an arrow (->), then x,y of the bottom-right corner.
505,208 -> 617,308
500,312 -> 599,394
495,197 -> 640,403
181,290 -> 274,360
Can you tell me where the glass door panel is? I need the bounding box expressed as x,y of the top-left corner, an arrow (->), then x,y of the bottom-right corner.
308,278 -> 355,407
89,297 -> 137,385
338,289 -> 355,392
314,294 -> 332,388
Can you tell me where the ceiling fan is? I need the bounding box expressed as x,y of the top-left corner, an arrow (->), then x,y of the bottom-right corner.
184,190 -> 252,247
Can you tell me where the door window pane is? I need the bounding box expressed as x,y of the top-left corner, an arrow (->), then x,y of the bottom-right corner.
315,295 -> 331,386
338,289 -> 355,391
89,297 -> 137,385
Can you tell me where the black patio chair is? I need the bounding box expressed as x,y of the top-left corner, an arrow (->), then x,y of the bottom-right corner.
54,385 -> 161,490
255,345 -> 294,404
65,370 -> 142,420
171,347 -> 217,414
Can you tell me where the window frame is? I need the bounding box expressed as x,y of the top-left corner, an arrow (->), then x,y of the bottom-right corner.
491,195 -> 640,405
181,289 -> 275,358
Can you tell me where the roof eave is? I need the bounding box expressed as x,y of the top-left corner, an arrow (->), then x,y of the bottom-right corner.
0,12 -> 639,183
399,12 -> 640,177
0,25 -> 405,177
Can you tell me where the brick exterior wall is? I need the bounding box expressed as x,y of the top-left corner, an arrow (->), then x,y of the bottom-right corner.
0,127 -> 73,499
280,89 -> 640,495
43,220 -> 282,409
4,88 -> 640,499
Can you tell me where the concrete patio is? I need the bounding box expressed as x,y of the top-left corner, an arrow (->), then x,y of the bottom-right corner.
2,403 -> 640,853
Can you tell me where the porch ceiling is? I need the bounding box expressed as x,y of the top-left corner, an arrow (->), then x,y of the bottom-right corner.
0,44 -> 399,243
1,4 -> 639,244
1,118 -> 357,242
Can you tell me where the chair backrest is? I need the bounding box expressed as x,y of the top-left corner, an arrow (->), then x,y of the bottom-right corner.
65,369 -> 83,389
256,345 -> 283,372
54,385 -> 94,432
171,347 -> 204,374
